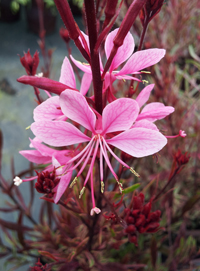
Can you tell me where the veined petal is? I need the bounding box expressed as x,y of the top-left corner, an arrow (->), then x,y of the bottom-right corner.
19,150 -> 51,164
30,138 -> 56,156
105,28 -> 135,72
80,73 -> 92,96
31,121 -> 90,147
60,89 -> 96,132
59,57 -> 76,89
132,120 -> 159,131
34,96 -> 63,122
136,84 -> 154,108
107,128 -> 167,158
53,171 -> 72,204
102,98 -> 139,134
116,49 -> 166,76
70,55 -> 92,73
137,103 -> 174,122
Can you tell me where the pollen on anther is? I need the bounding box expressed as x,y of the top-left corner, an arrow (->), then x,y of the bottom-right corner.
70,177 -> 78,188
130,167 -> 140,178
79,186 -> 86,199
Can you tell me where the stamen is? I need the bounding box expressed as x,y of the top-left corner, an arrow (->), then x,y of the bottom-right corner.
99,139 -> 119,182
130,167 -> 140,178
69,176 -> 78,188
116,180 -> 123,193
79,186 -> 86,199
83,140 -> 99,187
103,138 -> 130,169
101,181 -> 104,193
142,80 -> 149,84
66,137 -> 95,165
77,141 -> 95,177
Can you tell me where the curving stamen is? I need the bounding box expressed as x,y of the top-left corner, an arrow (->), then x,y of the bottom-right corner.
69,176 -> 78,188
83,140 -> 99,187
66,137 -> 95,165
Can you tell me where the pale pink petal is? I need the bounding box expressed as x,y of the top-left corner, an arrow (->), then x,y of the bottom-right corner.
115,75 -> 141,81
29,137 -> 42,148
141,102 -> 164,113
79,31 -> 90,51
136,84 -> 154,108
60,89 -> 96,132
30,138 -> 55,156
70,55 -> 92,73
107,128 -> 167,158
53,172 -> 72,204
80,73 -> 92,96
59,57 -> 76,89
105,28 -> 135,72
102,98 -> 139,134
19,150 -> 51,164
31,121 -> 90,147
116,49 -> 166,76
137,103 -> 174,122
132,120 -> 159,131
34,96 -> 63,122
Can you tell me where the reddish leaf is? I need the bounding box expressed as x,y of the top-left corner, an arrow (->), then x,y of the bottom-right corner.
0,218 -> 33,232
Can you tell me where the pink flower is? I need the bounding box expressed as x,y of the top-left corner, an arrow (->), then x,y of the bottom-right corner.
71,28 -> 165,95
31,90 -> 169,213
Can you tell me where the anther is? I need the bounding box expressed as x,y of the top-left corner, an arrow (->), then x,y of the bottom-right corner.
142,80 -> 149,84
117,180 -> 123,193
130,167 -> 140,178
69,177 -> 78,188
101,181 -> 104,193
79,186 -> 86,199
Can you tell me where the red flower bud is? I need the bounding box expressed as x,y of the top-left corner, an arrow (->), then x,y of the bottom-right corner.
129,235 -> 138,246
126,216 -> 135,224
125,225 -> 136,234
19,50 -> 39,76
135,214 -> 146,227
60,27 -> 70,44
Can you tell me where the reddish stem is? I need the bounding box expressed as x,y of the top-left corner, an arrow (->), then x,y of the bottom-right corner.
84,0 -> 103,114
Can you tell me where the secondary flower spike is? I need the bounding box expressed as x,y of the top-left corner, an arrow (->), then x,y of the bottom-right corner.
31,90 -> 170,214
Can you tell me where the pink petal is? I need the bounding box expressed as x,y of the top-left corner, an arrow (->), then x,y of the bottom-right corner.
137,103 -> 174,122
80,73 -> 92,96
105,28 -> 135,72
60,89 -> 96,132
19,150 -> 51,164
70,55 -> 92,73
53,172 -> 72,204
31,121 -> 90,147
107,128 -> 167,158
30,138 -> 55,156
34,96 -> 63,122
136,84 -> 154,108
116,49 -> 166,76
102,98 -> 139,134
132,120 -> 159,131
59,57 -> 76,89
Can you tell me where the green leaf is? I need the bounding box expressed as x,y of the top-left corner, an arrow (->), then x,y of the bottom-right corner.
114,183 -> 140,199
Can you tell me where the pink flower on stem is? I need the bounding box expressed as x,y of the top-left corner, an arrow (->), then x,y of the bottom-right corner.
71,28 -> 166,95
31,90 -> 169,214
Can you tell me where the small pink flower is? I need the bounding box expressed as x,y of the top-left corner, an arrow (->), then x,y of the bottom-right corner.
71,28 -> 166,95
31,90 -> 170,212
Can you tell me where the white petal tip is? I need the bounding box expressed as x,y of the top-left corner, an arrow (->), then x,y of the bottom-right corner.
90,207 -> 101,216
13,176 -> 23,186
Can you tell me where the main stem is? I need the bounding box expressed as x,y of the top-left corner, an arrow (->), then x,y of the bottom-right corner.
84,0 -> 103,114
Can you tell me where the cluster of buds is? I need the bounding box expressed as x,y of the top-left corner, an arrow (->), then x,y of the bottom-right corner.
30,258 -> 50,271
35,169 -> 60,198
174,149 -> 190,167
19,50 -> 39,76
124,193 -> 162,246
